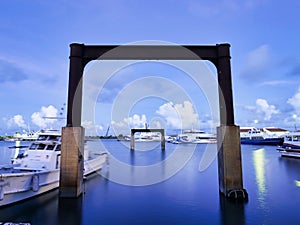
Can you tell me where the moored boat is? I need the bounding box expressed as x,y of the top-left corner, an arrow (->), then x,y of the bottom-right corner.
240,127 -> 285,145
172,129 -> 216,144
277,131 -> 300,158
0,130 -> 107,207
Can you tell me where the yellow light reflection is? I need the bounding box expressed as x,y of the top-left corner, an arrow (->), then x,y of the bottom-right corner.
294,180 -> 300,187
253,148 -> 266,204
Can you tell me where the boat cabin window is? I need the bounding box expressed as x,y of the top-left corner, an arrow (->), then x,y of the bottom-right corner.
55,145 -> 61,151
293,136 -> 300,141
287,136 -> 300,141
48,135 -> 59,141
37,144 -> 46,150
46,145 -> 55,150
38,135 -> 48,141
29,143 -> 38,150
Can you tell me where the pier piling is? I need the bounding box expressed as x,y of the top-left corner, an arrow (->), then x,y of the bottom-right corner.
217,125 -> 247,199
59,126 -> 84,198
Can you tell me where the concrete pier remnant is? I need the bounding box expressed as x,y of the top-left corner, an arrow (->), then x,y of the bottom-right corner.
62,43 -> 247,199
60,126 -> 85,198
217,125 -> 247,199
130,128 -> 165,150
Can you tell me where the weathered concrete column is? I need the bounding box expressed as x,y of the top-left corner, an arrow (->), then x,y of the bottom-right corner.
161,134 -> 165,151
60,126 -> 85,198
217,125 -> 247,199
130,132 -> 134,150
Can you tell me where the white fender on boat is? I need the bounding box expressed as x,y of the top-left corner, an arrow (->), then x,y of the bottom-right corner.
0,185 -> 3,201
32,174 -> 39,192
0,180 -> 8,200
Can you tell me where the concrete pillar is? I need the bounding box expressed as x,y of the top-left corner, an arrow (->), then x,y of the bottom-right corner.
161,134 -> 165,150
60,126 -> 85,198
217,125 -> 247,199
130,132 -> 134,150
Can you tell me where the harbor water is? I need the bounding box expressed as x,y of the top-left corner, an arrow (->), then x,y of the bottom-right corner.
0,140 -> 300,224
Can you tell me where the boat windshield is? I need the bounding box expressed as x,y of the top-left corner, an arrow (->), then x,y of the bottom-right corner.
46,145 -> 55,150
37,135 -> 48,140
29,143 -> 38,150
37,144 -> 46,150
55,145 -> 61,151
287,135 -> 300,141
48,135 -> 60,141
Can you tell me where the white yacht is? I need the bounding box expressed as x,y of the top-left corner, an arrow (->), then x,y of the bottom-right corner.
173,129 -> 216,144
0,130 -> 107,207
134,132 -> 162,142
13,130 -> 39,141
240,127 -> 285,145
277,131 -> 300,158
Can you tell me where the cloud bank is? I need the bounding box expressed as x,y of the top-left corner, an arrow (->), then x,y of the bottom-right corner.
31,105 -> 58,128
287,86 -> 300,113
156,101 -> 199,129
6,114 -> 27,129
256,98 -> 279,120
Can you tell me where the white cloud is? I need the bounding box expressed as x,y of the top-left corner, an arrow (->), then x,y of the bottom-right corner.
188,0 -> 267,18
82,120 -> 104,136
241,45 -> 271,80
287,86 -> 300,113
124,114 -> 147,128
247,45 -> 270,68
259,80 -> 294,86
6,114 -> 27,129
31,105 -> 58,128
111,114 -> 148,135
156,101 -> 199,129
256,98 -> 279,120
111,101 -> 200,133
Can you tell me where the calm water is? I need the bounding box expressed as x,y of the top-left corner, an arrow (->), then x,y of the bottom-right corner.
0,140 -> 300,225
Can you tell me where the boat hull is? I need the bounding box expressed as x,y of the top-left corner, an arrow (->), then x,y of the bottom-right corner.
241,137 -> 283,145
0,170 -> 60,207
277,145 -> 300,158
277,148 -> 300,158
0,154 -> 107,207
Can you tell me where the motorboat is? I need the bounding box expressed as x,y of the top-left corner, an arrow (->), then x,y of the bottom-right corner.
135,132 -> 162,142
172,129 -> 216,144
13,130 -> 39,141
240,127 -> 284,145
277,131 -> 300,158
118,132 -> 162,142
0,129 -> 107,207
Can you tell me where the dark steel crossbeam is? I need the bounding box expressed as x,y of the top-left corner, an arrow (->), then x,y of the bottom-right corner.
81,44 -> 220,64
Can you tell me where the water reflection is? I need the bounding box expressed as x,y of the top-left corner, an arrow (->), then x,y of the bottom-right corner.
57,196 -> 82,225
219,195 -> 246,225
252,148 -> 267,208
278,156 -> 300,187
0,189 -> 60,224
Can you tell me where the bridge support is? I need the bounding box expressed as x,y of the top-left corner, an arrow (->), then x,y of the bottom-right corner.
217,125 -> 247,199
61,43 -> 247,200
59,126 -> 85,197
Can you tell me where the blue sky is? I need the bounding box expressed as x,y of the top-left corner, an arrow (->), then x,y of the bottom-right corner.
1,0 -> 300,136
